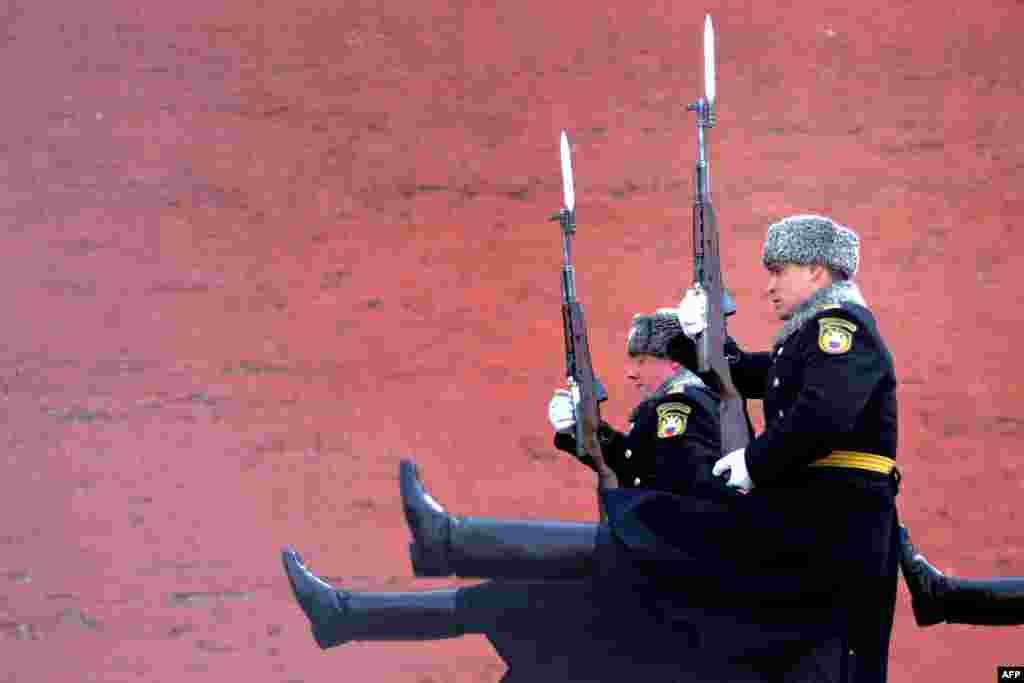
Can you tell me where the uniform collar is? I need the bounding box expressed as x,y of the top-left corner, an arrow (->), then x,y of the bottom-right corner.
774,280 -> 867,346
629,368 -> 706,422
652,368 -> 705,399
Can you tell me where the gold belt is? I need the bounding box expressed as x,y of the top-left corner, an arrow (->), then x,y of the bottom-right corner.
808,451 -> 896,475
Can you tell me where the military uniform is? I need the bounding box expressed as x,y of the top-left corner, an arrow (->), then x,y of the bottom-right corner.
730,301 -> 898,485
554,371 -> 721,496
698,214 -> 901,683
729,301 -> 897,483
727,290 -> 900,683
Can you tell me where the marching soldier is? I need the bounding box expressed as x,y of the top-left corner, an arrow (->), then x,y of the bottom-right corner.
680,214 -> 900,683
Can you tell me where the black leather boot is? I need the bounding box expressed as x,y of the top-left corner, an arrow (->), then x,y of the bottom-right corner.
281,547 -> 465,648
943,576 -> 1024,626
897,525 -> 948,626
400,459 -> 599,579
898,526 -> 1024,626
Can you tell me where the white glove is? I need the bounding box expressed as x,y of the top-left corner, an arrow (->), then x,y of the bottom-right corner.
678,285 -> 708,339
712,448 -> 755,492
548,389 -> 576,433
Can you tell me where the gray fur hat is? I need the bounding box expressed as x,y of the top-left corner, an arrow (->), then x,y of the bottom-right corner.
627,309 -> 686,359
761,214 -> 860,278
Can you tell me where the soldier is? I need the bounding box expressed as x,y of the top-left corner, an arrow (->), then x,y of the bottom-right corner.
899,525 -> 1024,627
547,309 -> 725,496
679,214 -> 900,683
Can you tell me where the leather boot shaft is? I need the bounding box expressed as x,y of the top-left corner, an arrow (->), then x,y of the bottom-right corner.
944,577 -> 1024,626
897,525 -> 948,626
339,590 -> 466,641
447,517 -> 599,579
282,547 -> 468,648
401,458 -> 599,579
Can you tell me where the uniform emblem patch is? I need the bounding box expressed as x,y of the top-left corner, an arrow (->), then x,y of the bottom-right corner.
817,317 -> 857,355
656,402 -> 691,438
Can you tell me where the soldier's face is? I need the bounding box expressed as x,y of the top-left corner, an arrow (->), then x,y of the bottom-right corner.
766,263 -> 831,319
625,354 -> 681,397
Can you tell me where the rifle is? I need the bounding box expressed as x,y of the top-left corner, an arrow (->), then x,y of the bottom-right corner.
686,16 -> 750,455
551,131 -> 619,500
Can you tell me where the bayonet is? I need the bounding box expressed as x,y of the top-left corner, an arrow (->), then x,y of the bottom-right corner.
704,14 -> 716,105
685,15 -> 748,455
560,130 -> 575,214
552,131 -> 617,505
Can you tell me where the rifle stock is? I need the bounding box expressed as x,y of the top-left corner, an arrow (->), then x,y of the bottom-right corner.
563,300 -> 617,490
696,206 -> 749,453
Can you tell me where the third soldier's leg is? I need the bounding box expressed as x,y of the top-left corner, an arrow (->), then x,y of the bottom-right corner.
899,525 -> 1024,626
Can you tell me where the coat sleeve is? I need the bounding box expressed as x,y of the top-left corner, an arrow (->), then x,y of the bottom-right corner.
553,421 -> 627,474
725,337 -> 773,399
744,310 -> 888,486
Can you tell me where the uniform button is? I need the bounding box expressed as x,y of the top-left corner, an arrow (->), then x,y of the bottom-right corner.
778,410 -> 785,418
773,378 -> 780,387
777,346 -> 784,356
633,477 -> 641,486
624,449 -> 632,459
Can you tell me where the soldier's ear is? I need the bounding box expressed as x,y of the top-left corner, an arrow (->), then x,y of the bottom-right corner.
809,263 -> 831,284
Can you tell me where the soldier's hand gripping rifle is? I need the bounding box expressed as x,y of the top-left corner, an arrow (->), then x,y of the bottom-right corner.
552,131 -> 619,497
686,16 -> 750,455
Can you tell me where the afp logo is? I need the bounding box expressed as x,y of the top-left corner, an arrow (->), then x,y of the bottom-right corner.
999,667 -> 1024,680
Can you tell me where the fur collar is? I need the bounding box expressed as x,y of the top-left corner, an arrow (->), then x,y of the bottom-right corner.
774,281 -> 867,346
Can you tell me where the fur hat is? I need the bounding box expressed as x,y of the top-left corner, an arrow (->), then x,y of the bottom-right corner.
761,214 -> 860,278
627,309 -> 696,368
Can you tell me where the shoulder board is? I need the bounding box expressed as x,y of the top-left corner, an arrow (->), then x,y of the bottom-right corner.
811,303 -> 863,323
664,379 -> 690,395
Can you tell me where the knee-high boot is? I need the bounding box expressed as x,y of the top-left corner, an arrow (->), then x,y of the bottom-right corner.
281,547 -> 466,648
400,459 -> 599,579
280,547 -> 583,649
898,526 -> 1024,626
